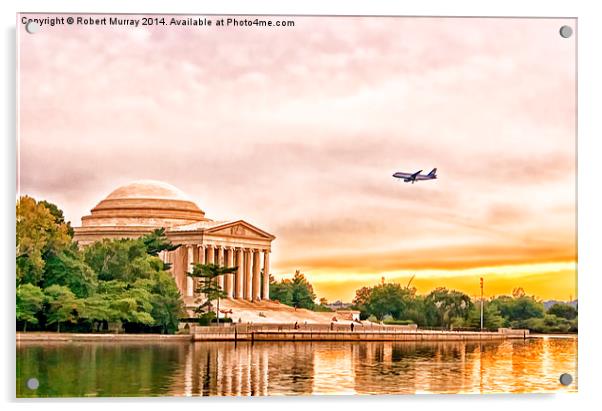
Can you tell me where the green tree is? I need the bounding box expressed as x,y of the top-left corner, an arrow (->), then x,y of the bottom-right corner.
490,295 -> 544,325
110,283 -> 155,326
365,283 -> 411,320
467,301 -> 506,330
140,228 -> 179,258
424,287 -> 473,329
189,263 -> 236,321
84,239 -> 184,333
136,271 -> 184,333
400,294 -> 428,326
39,200 -> 74,237
547,303 -> 577,320
83,238 -> 163,283
290,271 -> 316,309
16,284 -> 45,331
352,286 -> 373,315
43,244 -> 97,298
16,197 -> 186,334
269,271 -> 317,310
16,196 -> 71,285
523,314 -> 573,333
269,274 -> 293,305
79,294 -> 115,332
44,285 -> 80,332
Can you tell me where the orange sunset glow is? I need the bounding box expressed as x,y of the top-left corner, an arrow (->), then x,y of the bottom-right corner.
18,16 -> 576,302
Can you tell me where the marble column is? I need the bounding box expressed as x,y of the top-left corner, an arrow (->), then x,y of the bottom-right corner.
206,244 -> 215,264
244,249 -> 252,301
235,248 -> 244,299
205,245 -> 215,305
195,245 -> 205,297
186,245 -> 194,297
252,249 -> 261,302
216,246 -> 224,290
262,250 -> 270,301
225,247 -> 234,298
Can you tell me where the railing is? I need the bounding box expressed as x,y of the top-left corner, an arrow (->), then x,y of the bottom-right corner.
194,323 -> 420,334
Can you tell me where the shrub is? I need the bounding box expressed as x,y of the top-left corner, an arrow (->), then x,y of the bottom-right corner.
383,319 -> 415,325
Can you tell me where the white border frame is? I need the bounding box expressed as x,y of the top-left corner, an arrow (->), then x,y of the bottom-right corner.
3,0 -> 600,409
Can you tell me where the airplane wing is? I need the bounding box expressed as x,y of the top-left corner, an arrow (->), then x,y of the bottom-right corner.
411,170 -> 422,178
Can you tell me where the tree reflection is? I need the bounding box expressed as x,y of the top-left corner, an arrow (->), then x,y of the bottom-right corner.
17,337 -> 577,397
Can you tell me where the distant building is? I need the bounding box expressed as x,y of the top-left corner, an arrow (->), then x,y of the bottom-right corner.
326,300 -> 352,310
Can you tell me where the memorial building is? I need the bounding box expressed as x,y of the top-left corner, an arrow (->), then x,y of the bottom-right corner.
73,180 -> 275,307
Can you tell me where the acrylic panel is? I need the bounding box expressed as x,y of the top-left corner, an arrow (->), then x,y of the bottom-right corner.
16,14 -> 577,397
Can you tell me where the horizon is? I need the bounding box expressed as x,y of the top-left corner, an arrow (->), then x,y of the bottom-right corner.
18,16 -> 576,303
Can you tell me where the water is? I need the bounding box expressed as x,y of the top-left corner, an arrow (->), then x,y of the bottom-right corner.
16,336 -> 577,397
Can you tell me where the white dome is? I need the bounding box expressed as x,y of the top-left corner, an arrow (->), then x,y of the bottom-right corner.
105,180 -> 191,201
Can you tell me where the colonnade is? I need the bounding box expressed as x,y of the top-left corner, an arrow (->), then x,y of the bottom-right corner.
173,244 -> 270,302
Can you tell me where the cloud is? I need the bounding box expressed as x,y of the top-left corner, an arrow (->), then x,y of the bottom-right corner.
18,15 -> 576,299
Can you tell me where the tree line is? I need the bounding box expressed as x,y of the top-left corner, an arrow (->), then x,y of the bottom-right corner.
351,282 -> 577,333
268,270 -> 332,312
16,196 -> 577,334
16,196 -> 184,334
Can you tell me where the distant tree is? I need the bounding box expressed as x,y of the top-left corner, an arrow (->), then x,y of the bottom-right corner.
319,297 -> 328,306
467,301 -> 506,330
490,294 -> 545,327
268,271 -> 317,310
16,196 -> 71,285
365,283 -> 410,321
512,287 -> 526,298
16,284 -> 45,331
523,314 -> 573,333
401,295 -> 428,326
290,271 -> 316,309
547,303 -> 577,320
510,296 -> 545,322
352,286 -> 373,313
424,287 -> 473,329
44,285 -> 80,332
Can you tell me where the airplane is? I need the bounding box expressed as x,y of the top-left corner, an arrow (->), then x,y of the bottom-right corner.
392,168 -> 437,184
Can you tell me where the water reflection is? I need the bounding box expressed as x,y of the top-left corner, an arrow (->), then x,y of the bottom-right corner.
17,337 -> 577,397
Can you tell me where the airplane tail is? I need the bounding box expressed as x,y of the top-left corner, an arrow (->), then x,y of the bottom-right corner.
427,168 -> 437,177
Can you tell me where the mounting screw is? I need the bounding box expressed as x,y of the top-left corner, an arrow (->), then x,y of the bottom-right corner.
559,373 -> 573,386
559,25 -> 573,38
25,21 -> 40,34
26,377 -> 39,390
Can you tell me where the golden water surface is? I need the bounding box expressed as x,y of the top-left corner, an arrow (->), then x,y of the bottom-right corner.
17,336 -> 577,397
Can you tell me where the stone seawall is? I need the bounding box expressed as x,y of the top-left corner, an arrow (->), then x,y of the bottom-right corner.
17,332 -> 192,343
16,327 -> 530,343
192,325 -> 529,342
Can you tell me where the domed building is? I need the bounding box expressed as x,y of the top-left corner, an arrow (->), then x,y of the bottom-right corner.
73,180 -> 275,305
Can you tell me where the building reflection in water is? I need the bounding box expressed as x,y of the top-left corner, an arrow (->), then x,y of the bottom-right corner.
17,337 -> 577,397
171,338 -> 576,396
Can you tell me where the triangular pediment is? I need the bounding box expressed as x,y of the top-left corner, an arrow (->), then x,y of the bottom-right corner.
205,220 -> 275,240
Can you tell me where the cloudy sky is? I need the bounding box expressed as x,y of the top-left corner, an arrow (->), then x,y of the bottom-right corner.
18,15 -> 576,302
